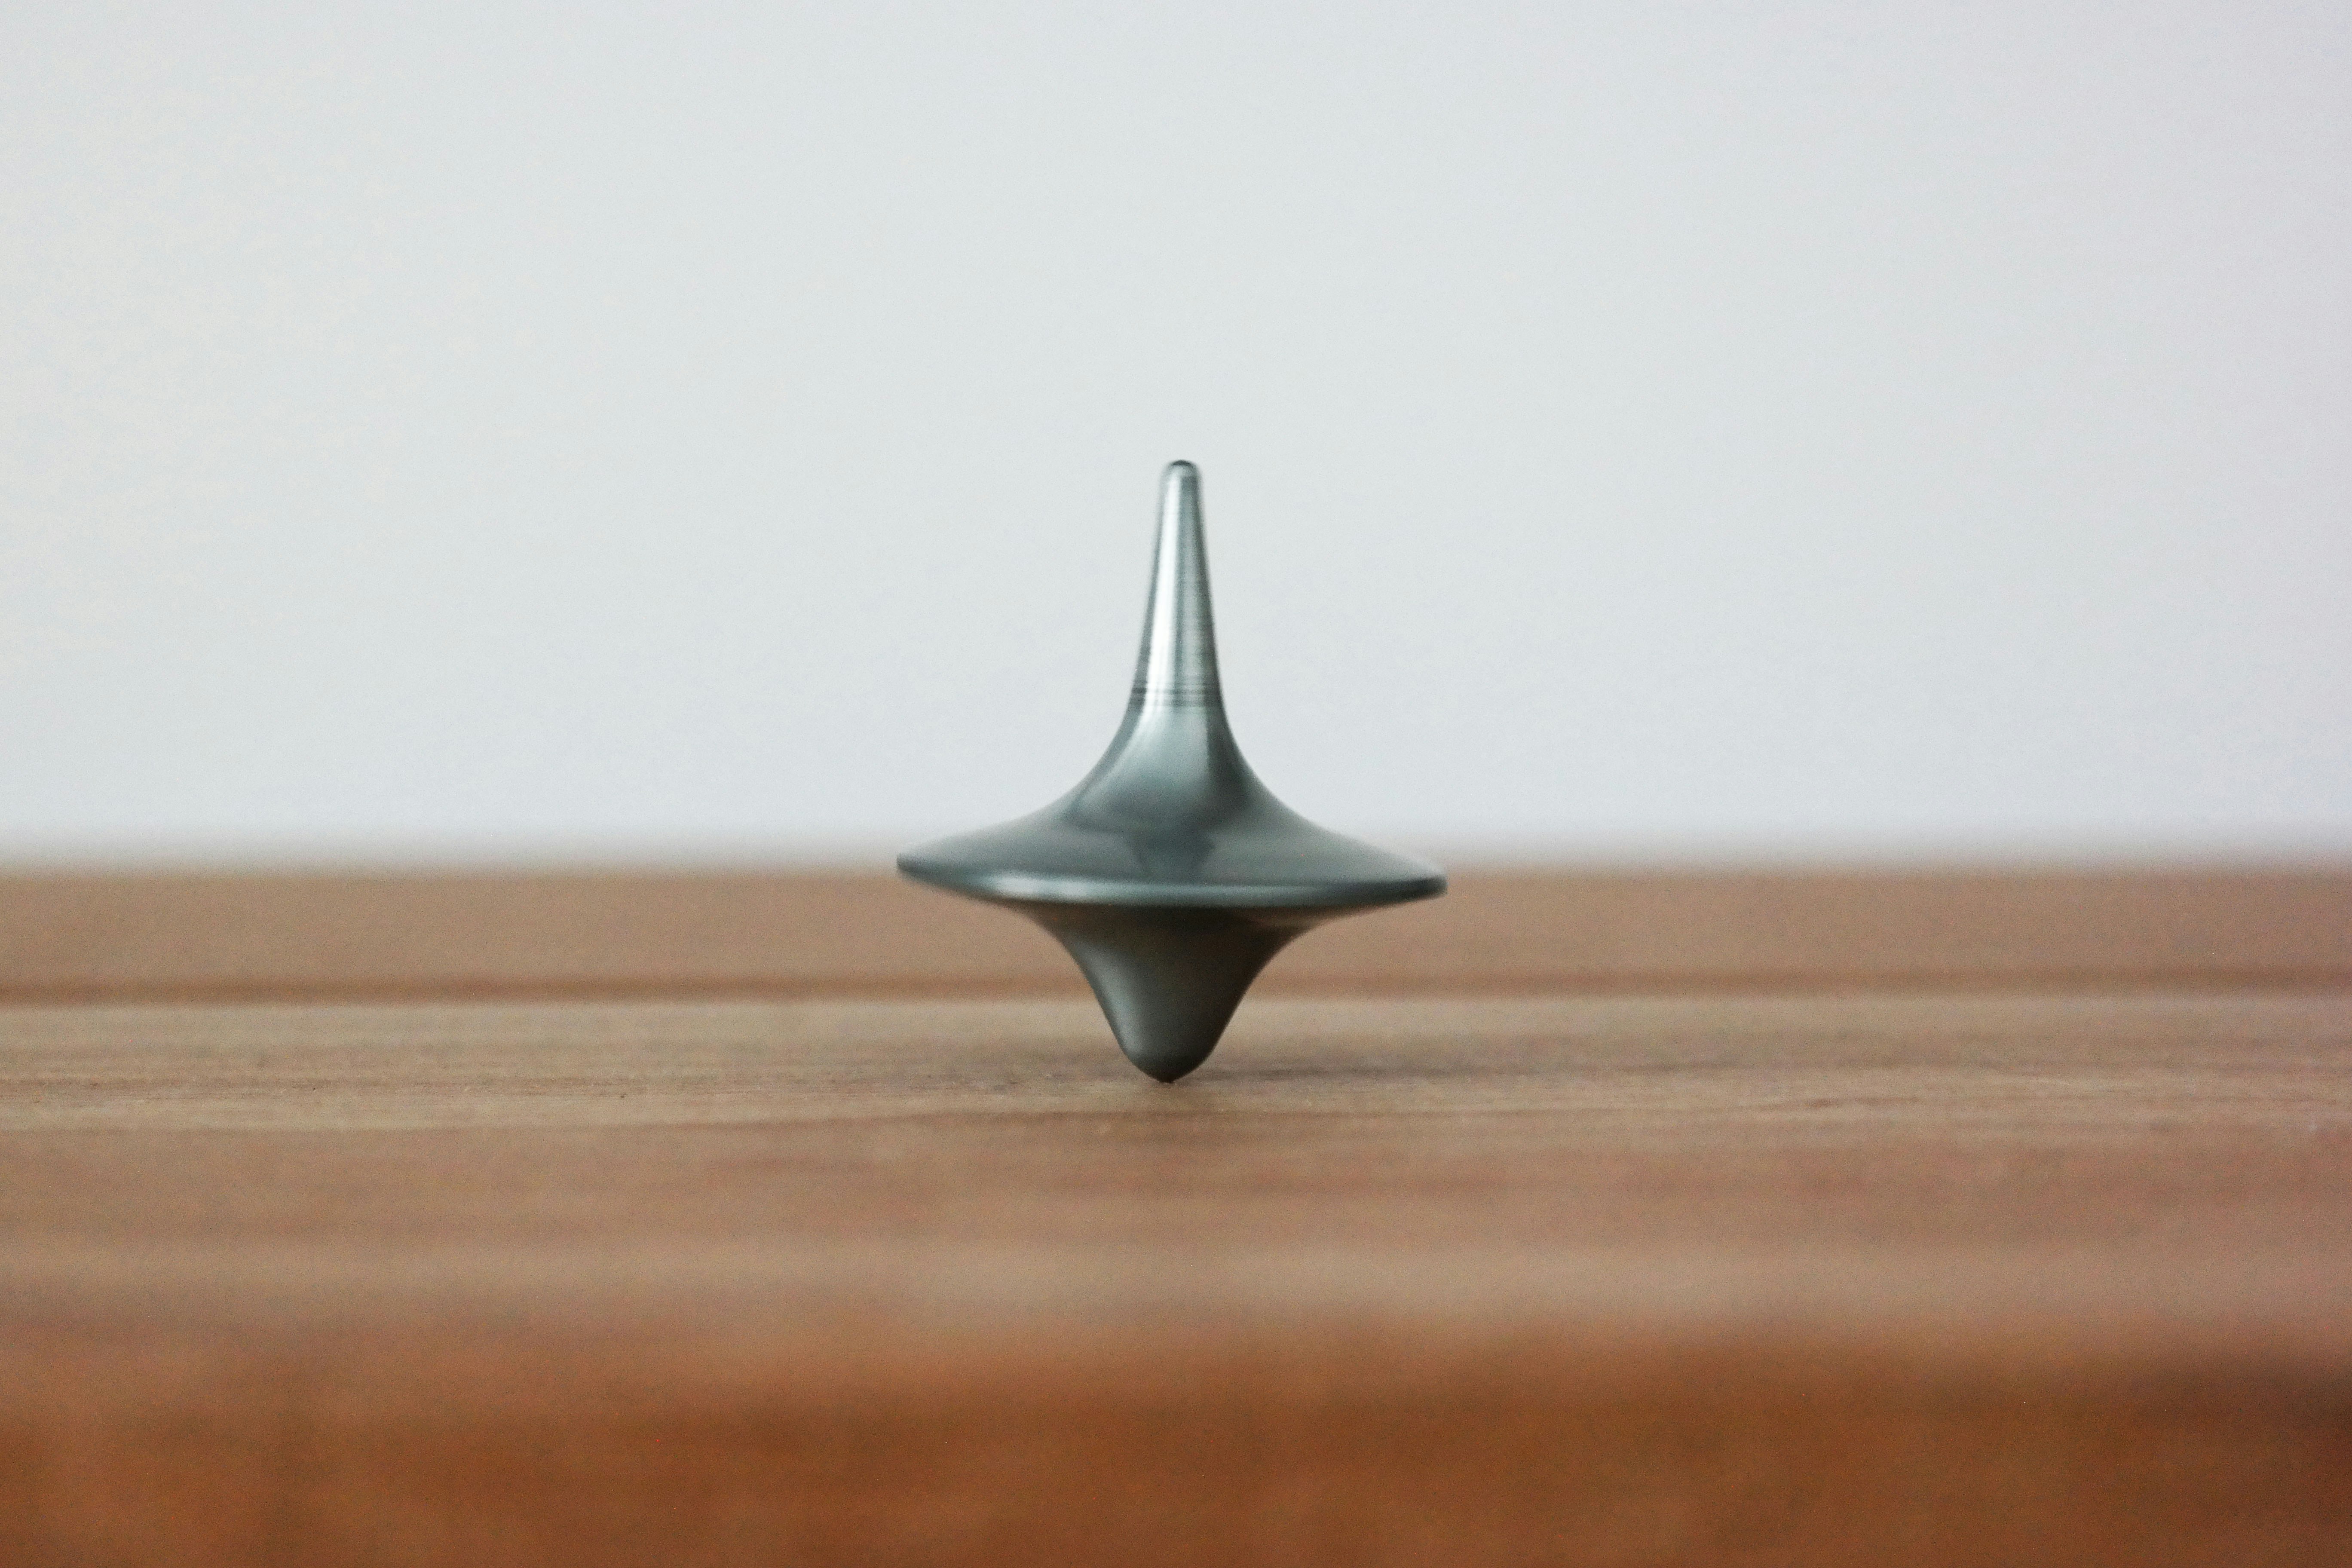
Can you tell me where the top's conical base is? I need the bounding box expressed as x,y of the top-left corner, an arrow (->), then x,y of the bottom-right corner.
1016,903 -> 1309,1081
900,462 -> 1444,1080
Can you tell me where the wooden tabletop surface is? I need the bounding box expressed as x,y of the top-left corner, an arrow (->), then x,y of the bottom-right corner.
3,869 -> 2349,1565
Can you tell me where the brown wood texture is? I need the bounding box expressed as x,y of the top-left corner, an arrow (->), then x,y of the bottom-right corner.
3,871 -> 2350,1565
4,866 -> 2349,999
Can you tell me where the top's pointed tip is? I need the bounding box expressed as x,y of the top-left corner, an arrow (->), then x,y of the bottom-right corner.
1133,460 -> 1219,705
1156,461 -> 1204,547
1167,460 -> 1204,510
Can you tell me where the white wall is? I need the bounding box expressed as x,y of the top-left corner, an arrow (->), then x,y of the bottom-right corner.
4,3 -> 2347,865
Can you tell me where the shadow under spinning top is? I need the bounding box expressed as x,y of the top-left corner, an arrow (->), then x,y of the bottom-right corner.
898,462 -> 1445,1081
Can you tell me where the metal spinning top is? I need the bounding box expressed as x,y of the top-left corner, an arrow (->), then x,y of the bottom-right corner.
898,461 -> 1445,1082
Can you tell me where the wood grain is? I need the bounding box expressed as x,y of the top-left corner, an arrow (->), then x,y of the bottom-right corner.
3,866 -> 2349,1000
2,872 -> 2349,1564
6,988 -> 2352,1564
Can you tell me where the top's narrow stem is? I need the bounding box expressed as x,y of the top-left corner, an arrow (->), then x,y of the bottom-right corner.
1130,460 -> 1222,709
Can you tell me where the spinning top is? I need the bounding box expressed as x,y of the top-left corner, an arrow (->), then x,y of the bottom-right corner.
898,462 -> 1445,1081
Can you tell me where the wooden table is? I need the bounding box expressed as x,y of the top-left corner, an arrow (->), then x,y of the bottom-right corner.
3,869 -> 2349,1565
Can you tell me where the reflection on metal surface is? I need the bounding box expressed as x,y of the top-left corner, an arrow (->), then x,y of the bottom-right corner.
899,462 -> 1445,1081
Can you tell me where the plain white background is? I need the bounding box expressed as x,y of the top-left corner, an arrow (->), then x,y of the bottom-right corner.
3,3 -> 2346,865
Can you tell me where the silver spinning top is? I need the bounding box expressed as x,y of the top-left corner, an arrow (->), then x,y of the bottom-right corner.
898,462 -> 1445,1081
